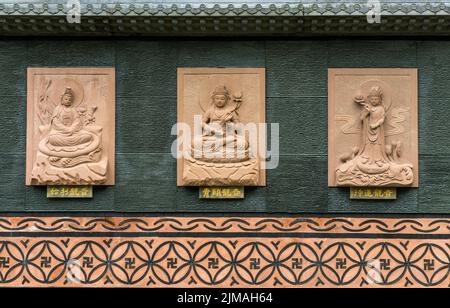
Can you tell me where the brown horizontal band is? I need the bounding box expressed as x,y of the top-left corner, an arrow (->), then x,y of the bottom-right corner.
0,216 -> 447,235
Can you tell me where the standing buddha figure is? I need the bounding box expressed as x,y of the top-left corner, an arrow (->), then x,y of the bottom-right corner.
335,86 -> 414,186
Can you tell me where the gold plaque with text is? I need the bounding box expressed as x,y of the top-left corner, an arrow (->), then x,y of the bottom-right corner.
199,187 -> 244,199
350,187 -> 396,200
47,186 -> 93,198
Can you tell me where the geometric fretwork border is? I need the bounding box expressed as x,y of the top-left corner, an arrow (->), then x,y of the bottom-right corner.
0,216 -> 449,288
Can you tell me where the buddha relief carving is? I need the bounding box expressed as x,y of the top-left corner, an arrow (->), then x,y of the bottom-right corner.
40,86 -> 103,169
328,69 -> 418,187
192,85 -> 249,163
335,85 -> 414,186
177,68 -> 266,187
26,68 -> 115,186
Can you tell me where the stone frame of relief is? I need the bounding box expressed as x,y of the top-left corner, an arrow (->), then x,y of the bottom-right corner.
26,67 -> 116,186
177,68 -> 266,187
328,68 -> 419,188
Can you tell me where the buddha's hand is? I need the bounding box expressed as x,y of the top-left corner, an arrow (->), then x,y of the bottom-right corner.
354,95 -> 365,104
360,109 -> 369,121
213,128 -> 224,137
370,124 -> 379,130
224,114 -> 233,122
204,124 -> 217,136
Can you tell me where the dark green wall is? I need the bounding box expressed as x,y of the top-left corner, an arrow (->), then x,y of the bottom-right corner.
0,38 -> 448,214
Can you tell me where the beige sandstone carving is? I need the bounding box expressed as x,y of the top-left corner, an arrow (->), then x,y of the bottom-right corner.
328,68 -> 418,187
26,68 -> 115,186
177,68 -> 266,186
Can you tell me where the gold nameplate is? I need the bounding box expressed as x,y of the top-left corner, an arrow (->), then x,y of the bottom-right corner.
47,186 -> 93,198
200,187 -> 244,199
350,187 -> 397,200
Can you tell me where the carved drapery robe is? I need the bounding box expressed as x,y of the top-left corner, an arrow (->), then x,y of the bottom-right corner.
192,105 -> 249,163
46,105 -> 94,153
356,105 -> 390,175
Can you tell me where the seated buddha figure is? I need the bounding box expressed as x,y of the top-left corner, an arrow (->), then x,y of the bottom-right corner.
192,85 -> 250,163
38,87 -> 102,168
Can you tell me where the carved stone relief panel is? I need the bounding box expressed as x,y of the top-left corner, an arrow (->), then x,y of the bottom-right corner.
328,68 -> 418,187
26,68 -> 115,186
177,68 -> 266,186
